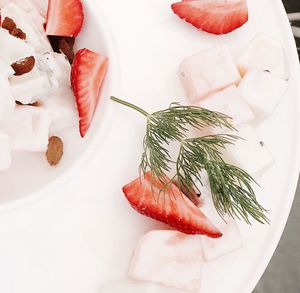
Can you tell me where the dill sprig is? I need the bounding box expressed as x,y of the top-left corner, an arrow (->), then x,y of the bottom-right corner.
111,96 -> 269,224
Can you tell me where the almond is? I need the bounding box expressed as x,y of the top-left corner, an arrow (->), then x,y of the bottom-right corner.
2,17 -> 17,32
46,136 -> 64,166
11,56 -> 35,76
10,28 -> 26,40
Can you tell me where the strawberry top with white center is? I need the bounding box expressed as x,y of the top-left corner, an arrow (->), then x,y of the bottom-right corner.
179,45 -> 241,102
71,48 -> 108,137
46,0 -> 84,37
171,0 -> 248,35
122,171 -> 222,237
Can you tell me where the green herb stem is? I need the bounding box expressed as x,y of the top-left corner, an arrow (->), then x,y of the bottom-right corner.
110,96 -> 149,117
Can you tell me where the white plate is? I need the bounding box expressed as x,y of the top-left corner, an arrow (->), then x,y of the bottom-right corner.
0,1 -> 299,293
94,0 -> 300,292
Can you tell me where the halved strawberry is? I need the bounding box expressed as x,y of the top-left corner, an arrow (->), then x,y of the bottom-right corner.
46,0 -> 84,37
123,172 -> 222,238
171,0 -> 248,35
71,48 -> 108,137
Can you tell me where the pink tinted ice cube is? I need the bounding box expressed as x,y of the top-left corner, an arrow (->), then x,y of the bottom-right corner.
2,106 -> 51,152
238,69 -> 288,115
200,198 -> 243,262
128,230 -> 203,292
179,45 -> 241,102
222,124 -> 274,175
199,85 -> 255,129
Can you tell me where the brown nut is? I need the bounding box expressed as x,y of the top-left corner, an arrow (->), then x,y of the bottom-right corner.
16,101 -> 39,106
46,136 -> 64,166
11,56 -> 35,76
2,17 -> 17,32
10,28 -> 26,40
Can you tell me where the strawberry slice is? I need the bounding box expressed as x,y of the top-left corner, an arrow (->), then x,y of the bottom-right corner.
46,0 -> 84,37
123,172 -> 222,238
171,0 -> 248,35
71,48 -> 108,137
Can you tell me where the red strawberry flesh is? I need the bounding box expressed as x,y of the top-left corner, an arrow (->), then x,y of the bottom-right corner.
123,172 -> 222,238
171,0 -> 248,35
71,48 -> 108,137
46,0 -> 84,37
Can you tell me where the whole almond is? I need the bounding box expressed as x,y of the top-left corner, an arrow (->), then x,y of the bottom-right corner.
46,136 -> 64,166
11,56 -> 35,76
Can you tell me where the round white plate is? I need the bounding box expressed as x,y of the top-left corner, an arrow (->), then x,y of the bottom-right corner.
93,0 -> 300,292
0,1 -> 299,293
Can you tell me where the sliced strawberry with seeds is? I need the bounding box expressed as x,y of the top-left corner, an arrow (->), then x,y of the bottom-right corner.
46,0 -> 84,37
123,172 -> 222,238
71,48 -> 108,137
171,0 -> 248,35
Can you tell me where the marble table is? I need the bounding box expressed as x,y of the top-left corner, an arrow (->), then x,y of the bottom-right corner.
254,1 -> 300,292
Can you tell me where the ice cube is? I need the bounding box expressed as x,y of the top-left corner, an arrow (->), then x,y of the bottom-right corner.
2,106 -> 51,152
199,196 -> 243,261
199,85 -> 255,130
1,2 -> 51,53
0,130 -> 11,172
0,75 -> 15,124
0,57 -> 15,76
222,124 -> 274,175
180,45 -> 241,102
99,281 -> 188,293
238,70 -> 288,115
238,34 -> 289,80
0,28 -> 35,64
128,230 -> 203,291
39,88 -> 78,134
